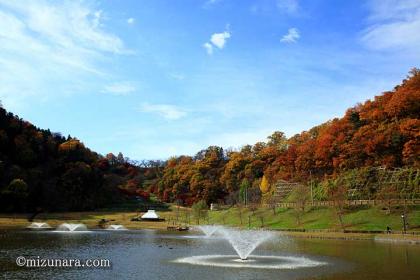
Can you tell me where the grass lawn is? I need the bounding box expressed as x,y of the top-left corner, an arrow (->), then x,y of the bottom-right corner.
207,205 -> 420,232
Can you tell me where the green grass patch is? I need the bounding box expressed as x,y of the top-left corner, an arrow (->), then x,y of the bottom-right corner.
207,205 -> 420,232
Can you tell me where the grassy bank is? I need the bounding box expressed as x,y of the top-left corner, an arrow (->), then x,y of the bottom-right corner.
207,205 -> 420,232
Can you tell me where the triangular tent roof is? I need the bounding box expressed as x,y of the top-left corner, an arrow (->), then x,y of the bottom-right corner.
141,210 -> 159,219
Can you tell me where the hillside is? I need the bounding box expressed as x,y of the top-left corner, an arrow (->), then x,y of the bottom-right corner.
148,69 -> 419,205
0,108 -> 144,212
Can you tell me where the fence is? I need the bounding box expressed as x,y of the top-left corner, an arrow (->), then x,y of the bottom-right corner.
260,199 -> 420,208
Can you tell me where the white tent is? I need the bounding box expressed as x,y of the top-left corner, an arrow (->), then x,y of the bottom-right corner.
141,210 -> 160,220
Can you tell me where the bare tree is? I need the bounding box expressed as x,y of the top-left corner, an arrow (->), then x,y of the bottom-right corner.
247,187 -> 262,205
376,184 -> 398,214
327,179 -> 348,230
267,194 -> 279,215
288,184 -> 310,226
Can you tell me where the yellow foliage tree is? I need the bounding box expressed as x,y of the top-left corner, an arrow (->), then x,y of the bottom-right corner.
260,175 -> 270,194
58,139 -> 84,152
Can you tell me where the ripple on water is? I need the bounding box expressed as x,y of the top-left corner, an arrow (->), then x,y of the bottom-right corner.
173,255 -> 327,270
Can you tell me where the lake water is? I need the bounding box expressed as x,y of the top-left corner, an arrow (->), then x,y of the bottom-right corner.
0,229 -> 419,279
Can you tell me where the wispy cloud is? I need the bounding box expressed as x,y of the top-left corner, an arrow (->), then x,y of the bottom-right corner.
203,27 -> 231,55
0,0 -> 128,109
127,17 -> 135,24
169,73 -> 185,81
276,0 -> 299,14
251,0 -> 299,15
361,0 -> 420,53
280,27 -> 300,43
203,42 -> 214,55
103,82 -> 136,96
203,0 -> 223,9
140,103 -> 187,120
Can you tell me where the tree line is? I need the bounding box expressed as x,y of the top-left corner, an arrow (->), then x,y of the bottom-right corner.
147,69 -> 419,205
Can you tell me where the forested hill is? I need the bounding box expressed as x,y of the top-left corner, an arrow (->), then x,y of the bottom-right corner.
0,69 -> 419,212
149,69 -> 419,205
0,108 -> 142,212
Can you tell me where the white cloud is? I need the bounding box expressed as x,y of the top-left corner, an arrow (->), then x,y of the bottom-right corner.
276,0 -> 299,14
103,82 -> 136,96
203,28 -> 231,55
0,1 -> 126,54
140,103 -> 187,120
127,17 -> 135,24
0,0 -> 129,109
210,31 -> 231,49
361,0 -> 420,52
203,42 -> 214,55
280,27 -> 300,43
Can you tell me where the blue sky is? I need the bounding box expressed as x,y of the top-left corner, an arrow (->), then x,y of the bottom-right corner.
0,0 -> 419,159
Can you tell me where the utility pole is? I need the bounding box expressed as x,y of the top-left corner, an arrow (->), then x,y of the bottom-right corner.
401,214 -> 407,234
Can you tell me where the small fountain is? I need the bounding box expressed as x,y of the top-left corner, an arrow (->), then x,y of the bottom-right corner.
197,225 -> 221,237
27,222 -> 52,230
106,224 -> 127,230
55,223 -> 88,232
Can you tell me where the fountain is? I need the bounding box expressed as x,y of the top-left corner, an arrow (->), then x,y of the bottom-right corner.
27,222 -> 52,230
106,224 -> 127,230
174,226 -> 328,269
197,225 -> 221,237
218,227 -> 276,260
55,223 -> 88,232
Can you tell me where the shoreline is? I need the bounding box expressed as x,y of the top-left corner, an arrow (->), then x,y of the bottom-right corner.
1,212 -> 420,244
279,231 -> 420,244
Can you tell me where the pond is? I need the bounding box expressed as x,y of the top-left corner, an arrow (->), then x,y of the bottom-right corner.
0,229 -> 419,280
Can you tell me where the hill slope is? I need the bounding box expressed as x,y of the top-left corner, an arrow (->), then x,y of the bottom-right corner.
0,108 -> 142,212
150,69 -> 419,205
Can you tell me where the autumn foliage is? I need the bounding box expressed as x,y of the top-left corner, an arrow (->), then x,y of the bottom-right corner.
150,69 -> 419,205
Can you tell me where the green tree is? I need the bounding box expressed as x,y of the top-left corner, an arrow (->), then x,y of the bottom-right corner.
267,131 -> 288,151
239,178 -> 250,205
192,200 -> 208,224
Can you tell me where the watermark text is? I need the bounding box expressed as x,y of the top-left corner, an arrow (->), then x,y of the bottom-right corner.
16,256 -> 111,268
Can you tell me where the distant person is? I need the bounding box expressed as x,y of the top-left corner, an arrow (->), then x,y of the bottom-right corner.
386,226 -> 391,234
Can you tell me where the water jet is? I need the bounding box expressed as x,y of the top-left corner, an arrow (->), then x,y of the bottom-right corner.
197,225 -> 222,237
218,227 -> 276,260
107,224 -> 127,230
27,222 -> 52,230
55,223 -> 88,232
